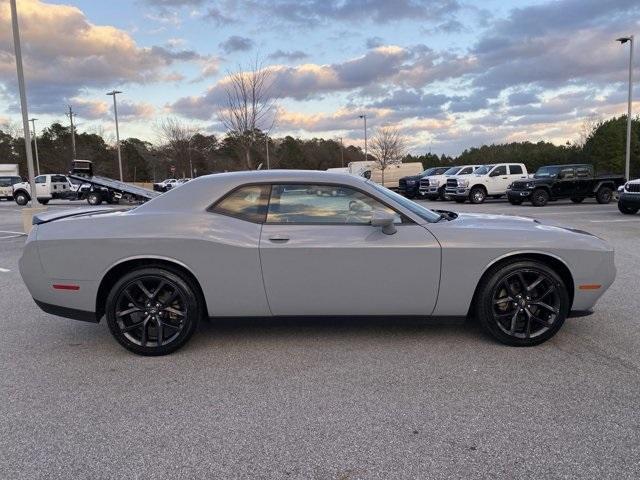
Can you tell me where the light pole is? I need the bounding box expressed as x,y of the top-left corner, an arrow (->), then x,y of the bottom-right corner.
358,114 -> 367,161
265,136 -> 270,169
617,36 -> 634,180
29,118 -> 40,175
106,90 -> 123,181
10,0 -> 37,206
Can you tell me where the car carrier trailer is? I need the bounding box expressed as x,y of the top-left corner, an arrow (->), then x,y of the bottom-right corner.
68,160 -> 159,205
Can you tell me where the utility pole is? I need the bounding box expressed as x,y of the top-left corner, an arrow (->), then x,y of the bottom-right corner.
10,0 -> 37,206
106,90 -> 123,181
67,105 -> 76,161
617,36 -> 634,180
265,136 -> 270,169
30,118 -> 40,175
339,137 -> 344,168
359,114 -> 367,160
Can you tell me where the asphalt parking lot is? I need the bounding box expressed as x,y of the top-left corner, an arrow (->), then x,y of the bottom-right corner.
1,198 -> 639,479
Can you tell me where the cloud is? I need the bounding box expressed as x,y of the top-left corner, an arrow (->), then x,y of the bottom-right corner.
219,36 -> 254,53
203,7 -> 235,26
143,0 -> 205,5
366,37 -> 384,49
267,50 -> 309,62
0,0 -> 201,114
116,101 -> 156,120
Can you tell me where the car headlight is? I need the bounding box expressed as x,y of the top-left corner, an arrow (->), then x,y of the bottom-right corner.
407,179 -> 416,185
457,179 -> 469,187
431,179 -> 440,187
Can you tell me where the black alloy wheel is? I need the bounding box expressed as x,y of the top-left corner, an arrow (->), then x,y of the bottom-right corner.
476,260 -> 569,346
469,186 -> 486,204
596,187 -> 613,204
531,189 -> 549,207
106,267 -> 200,355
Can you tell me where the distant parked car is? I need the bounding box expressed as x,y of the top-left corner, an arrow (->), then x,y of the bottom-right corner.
618,179 -> 640,214
398,166 -> 450,199
449,163 -> 529,204
419,165 -> 479,200
0,175 -> 22,201
153,178 -> 178,192
507,164 -> 626,207
175,178 -> 192,187
12,174 -> 74,205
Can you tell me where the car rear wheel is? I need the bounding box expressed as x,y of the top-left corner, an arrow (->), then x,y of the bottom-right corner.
469,186 -> 486,204
531,189 -> 549,207
595,186 -> 613,204
475,260 -> 569,346
87,191 -> 102,205
570,197 -> 585,203
438,187 -> 447,201
106,267 -> 201,355
618,202 -> 639,215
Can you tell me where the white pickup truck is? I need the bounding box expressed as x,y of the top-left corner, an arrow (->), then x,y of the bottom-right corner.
447,163 -> 529,204
419,165 -> 480,200
12,174 -> 74,205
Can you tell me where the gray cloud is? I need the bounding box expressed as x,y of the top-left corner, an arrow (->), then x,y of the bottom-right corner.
203,7 -> 236,26
366,37 -> 384,49
219,36 -> 255,53
143,0 -> 205,5
267,50 -> 309,62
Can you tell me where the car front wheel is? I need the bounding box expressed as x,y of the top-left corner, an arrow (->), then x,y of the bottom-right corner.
596,186 -> 613,204
531,189 -> 549,207
475,260 -> 569,346
618,202 -> 639,215
14,192 -> 29,206
106,267 -> 201,355
469,186 -> 486,204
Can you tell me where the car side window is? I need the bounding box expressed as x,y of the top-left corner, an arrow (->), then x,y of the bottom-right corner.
576,167 -> 591,178
35,176 -> 45,183
210,184 -> 270,223
560,168 -> 575,179
459,167 -> 472,175
267,184 -> 402,225
491,166 -> 507,176
509,165 -> 523,175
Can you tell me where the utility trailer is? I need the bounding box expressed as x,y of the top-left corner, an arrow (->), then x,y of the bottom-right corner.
68,160 -> 159,205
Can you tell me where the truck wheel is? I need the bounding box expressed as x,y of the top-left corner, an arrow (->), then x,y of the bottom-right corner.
469,186 -> 486,204
531,189 -> 549,207
438,187 -> 447,201
618,202 -> 639,215
595,186 -> 613,204
14,192 -> 29,206
87,192 -> 102,205
570,197 -> 585,203
37,199 -> 50,205
508,198 -> 523,205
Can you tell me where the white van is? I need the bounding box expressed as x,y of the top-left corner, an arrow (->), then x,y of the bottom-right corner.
0,175 -> 22,201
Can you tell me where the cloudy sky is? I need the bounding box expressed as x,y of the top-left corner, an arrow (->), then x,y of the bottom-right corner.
0,0 -> 638,155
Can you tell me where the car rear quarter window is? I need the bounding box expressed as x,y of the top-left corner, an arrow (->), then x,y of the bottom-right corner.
267,184 -> 402,225
210,184 -> 271,223
509,165 -> 523,175
51,175 -> 68,183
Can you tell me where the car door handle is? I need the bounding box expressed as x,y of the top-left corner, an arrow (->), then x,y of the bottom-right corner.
502,177 -> 508,179
268,235 -> 290,243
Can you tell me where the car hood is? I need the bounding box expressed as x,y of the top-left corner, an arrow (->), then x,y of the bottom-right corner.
453,212 -> 540,228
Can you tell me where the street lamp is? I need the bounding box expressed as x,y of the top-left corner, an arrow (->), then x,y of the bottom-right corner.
106,90 -> 123,181
358,114 -> 367,161
9,0 -> 37,206
29,118 -> 40,176
617,35 -> 634,180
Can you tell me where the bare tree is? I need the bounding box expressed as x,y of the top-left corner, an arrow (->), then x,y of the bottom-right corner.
156,117 -> 199,177
370,126 -> 407,185
576,114 -> 601,147
218,58 -> 277,169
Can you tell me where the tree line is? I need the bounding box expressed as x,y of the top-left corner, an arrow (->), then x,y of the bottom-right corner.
0,115 -> 638,181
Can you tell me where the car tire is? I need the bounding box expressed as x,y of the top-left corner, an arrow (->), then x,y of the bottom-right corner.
570,197 -> 585,203
618,202 -> 639,215
106,267 -> 201,356
595,186 -> 613,204
508,198 -> 523,205
87,192 -> 102,205
14,192 -> 29,206
531,189 -> 549,207
438,187 -> 447,201
469,186 -> 486,204
475,260 -> 569,346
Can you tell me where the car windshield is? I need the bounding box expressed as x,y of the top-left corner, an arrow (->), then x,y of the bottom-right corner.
474,165 -> 494,175
421,168 -> 436,176
534,166 -> 560,178
367,182 -> 442,223
444,167 -> 461,175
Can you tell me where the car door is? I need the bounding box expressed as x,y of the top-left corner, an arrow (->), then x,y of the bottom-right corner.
486,165 -> 508,194
556,167 -> 576,197
574,167 -> 593,196
259,183 -> 441,316
508,165 -> 527,184
34,175 -> 48,198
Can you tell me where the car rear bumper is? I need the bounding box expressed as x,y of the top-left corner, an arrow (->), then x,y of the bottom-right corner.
34,300 -> 98,323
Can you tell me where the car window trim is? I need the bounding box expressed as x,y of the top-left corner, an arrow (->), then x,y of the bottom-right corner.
207,181 -> 414,226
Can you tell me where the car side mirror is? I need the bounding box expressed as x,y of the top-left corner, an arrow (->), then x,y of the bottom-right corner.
371,210 -> 397,235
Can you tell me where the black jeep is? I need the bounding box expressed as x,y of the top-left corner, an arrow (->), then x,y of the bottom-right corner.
507,164 -> 626,207
398,166 -> 449,199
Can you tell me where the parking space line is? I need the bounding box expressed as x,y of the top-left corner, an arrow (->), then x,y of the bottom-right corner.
588,219 -> 640,223
0,267 -> 10,273
0,231 -> 27,235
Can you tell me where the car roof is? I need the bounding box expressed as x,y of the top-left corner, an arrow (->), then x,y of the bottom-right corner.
539,164 -> 592,168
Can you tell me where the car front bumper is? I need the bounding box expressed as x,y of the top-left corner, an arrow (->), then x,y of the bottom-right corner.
619,192 -> 640,208
507,190 -> 532,200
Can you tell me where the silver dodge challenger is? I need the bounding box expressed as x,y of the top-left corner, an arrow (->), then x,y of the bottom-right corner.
20,170 -> 615,355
